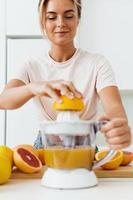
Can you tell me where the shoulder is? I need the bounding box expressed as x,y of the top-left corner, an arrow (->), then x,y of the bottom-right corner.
78,49 -> 108,64
21,53 -> 48,70
79,49 -> 109,68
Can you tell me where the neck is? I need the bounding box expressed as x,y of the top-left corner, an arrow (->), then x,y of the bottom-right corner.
49,43 -> 76,62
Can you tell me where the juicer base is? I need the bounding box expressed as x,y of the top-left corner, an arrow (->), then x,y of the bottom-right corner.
41,168 -> 98,189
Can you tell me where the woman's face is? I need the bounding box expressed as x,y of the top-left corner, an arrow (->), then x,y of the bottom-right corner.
44,0 -> 79,46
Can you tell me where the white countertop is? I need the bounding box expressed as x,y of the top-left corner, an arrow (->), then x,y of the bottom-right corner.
0,177 -> 133,200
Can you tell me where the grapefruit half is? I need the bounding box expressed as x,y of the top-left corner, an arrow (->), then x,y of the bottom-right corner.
13,146 -> 42,173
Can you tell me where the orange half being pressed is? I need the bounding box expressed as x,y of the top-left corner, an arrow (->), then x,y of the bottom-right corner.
95,149 -> 124,170
53,95 -> 85,111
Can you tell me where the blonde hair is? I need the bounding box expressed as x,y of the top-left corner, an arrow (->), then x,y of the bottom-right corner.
38,0 -> 81,36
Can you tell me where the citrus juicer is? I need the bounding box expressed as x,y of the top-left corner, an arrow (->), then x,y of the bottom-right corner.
39,96 -> 116,189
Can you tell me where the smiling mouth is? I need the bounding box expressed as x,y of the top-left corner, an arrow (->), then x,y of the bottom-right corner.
55,31 -> 69,34
54,32 -> 69,37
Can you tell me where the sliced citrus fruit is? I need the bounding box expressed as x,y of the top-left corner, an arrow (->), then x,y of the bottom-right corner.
95,149 -> 123,170
13,146 -> 42,173
14,144 -> 39,157
53,95 -> 84,111
120,151 -> 133,166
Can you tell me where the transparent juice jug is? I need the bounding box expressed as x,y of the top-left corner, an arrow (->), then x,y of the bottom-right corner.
39,119 -> 116,189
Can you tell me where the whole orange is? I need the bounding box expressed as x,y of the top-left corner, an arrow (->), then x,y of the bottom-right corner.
0,155 -> 11,184
0,145 -> 13,166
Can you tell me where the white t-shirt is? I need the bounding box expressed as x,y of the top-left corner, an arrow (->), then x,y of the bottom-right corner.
12,48 -> 117,121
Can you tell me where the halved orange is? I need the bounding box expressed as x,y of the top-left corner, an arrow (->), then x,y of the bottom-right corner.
120,151 -> 133,166
95,149 -> 124,170
53,95 -> 85,111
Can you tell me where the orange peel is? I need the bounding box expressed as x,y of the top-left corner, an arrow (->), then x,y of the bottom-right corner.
0,155 -> 11,184
53,95 -> 84,111
95,149 -> 124,170
120,151 -> 133,166
0,145 -> 13,166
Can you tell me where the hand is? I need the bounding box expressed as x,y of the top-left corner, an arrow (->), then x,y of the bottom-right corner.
28,80 -> 83,102
99,116 -> 132,149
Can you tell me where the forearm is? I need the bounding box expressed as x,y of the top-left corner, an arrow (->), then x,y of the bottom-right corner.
0,84 -> 34,109
104,103 -> 127,120
99,86 -> 128,121
0,79 -> 83,110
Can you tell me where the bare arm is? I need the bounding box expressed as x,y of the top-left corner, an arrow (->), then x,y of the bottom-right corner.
0,79 -> 34,109
98,86 -> 131,149
99,86 -> 127,119
0,79 -> 82,110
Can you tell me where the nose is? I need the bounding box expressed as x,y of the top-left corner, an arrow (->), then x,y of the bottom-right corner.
56,16 -> 65,27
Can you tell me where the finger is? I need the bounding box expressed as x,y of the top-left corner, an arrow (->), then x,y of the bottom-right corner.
50,81 -> 74,99
50,80 -> 83,98
45,86 -> 62,102
109,141 -> 131,150
103,126 -> 130,138
101,118 -> 127,132
63,81 -> 83,98
106,133 -> 130,145
60,84 -> 74,99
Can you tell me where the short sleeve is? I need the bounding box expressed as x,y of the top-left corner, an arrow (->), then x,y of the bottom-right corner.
10,61 -> 30,84
96,56 -> 117,93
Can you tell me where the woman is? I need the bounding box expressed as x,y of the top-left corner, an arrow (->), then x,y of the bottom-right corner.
0,0 -> 131,149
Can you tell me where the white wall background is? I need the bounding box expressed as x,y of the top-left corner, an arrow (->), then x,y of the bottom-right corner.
0,0 -> 6,144
80,0 -> 133,90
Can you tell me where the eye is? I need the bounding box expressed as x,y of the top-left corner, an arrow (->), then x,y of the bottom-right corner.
48,17 -> 56,20
65,15 -> 73,19
46,15 -> 57,20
